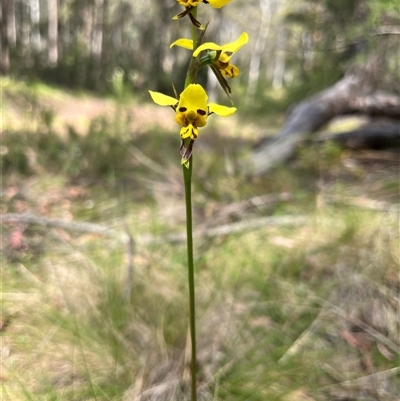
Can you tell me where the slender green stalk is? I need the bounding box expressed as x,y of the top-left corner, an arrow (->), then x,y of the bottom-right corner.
183,7 -> 198,401
184,8 -> 198,88
183,159 -> 196,401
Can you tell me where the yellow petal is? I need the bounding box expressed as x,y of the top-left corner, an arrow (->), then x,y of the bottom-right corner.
193,42 -> 222,57
207,0 -> 232,8
221,32 -> 249,60
170,38 -> 194,50
208,103 -> 236,116
149,91 -> 177,107
220,63 -> 240,78
178,84 -> 208,113
175,112 -> 186,126
180,124 -> 199,140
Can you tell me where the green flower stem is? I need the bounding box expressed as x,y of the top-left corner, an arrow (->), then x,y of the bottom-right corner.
183,159 -> 196,401
183,7 -> 198,401
184,8 -> 198,88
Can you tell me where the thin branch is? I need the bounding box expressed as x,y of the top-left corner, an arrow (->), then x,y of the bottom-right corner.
2,213 -> 307,246
1,213 -> 129,242
373,25 -> 400,36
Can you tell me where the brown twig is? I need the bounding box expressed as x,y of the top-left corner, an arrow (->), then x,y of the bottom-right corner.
2,212 -> 306,246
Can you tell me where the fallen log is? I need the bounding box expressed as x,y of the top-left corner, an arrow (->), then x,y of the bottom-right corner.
346,93 -> 400,119
318,119 -> 400,149
249,73 -> 400,175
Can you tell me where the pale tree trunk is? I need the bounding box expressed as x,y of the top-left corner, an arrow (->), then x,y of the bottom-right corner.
245,0 -> 273,104
272,26 -> 287,89
20,1 -> 30,48
30,0 -> 41,50
0,0 -> 10,74
7,0 -> 16,47
58,0 -> 74,66
48,0 -> 58,65
302,31 -> 314,71
75,0 -> 92,86
92,0 -> 104,85
92,0 -> 103,64
58,0 -> 66,60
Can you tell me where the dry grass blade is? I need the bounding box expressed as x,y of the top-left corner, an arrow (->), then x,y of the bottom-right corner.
315,296 -> 400,355
319,366 -> 400,400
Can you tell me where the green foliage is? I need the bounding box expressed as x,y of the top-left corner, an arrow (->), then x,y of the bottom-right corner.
4,0 -> 399,119
297,141 -> 343,171
1,113 -> 136,182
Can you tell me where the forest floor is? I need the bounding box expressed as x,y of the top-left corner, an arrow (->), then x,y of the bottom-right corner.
1,77 -> 399,400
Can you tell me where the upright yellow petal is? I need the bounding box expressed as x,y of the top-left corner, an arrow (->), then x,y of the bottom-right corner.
208,103 -> 237,116
170,38 -> 194,50
207,0 -> 232,8
149,91 -> 178,107
178,84 -> 208,112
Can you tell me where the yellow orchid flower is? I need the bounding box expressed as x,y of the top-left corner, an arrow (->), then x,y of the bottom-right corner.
149,84 -> 236,140
194,32 -> 249,78
149,84 -> 236,163
171,32 -> 248,78
174,1 -> 232,28
176,0 -> 231,9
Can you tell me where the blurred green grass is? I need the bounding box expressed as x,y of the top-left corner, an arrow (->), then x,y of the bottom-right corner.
1,79 -> 399,400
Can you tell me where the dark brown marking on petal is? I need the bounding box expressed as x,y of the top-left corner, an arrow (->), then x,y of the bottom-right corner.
222,68 -> 234,78
179,107 -> 187,112
224,51 -> 233,57
180,126 -> 189,139
216,60 -> 229,69
197,109 -> 206,116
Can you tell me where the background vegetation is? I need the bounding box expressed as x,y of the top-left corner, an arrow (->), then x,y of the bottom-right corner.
1,0 -> 399,102
1,0 -> 399,400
